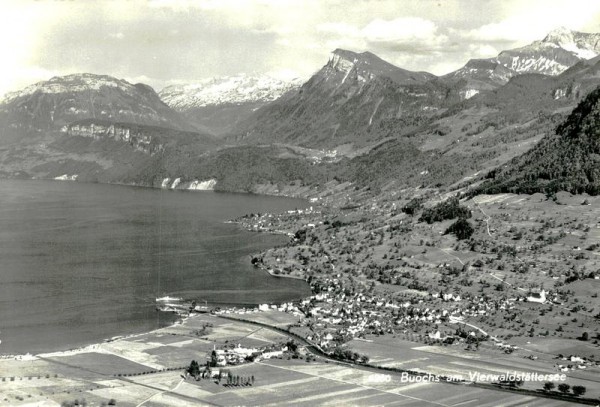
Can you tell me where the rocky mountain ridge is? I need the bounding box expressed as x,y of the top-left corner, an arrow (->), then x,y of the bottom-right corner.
233,48 -> 460,148
0,73 -> 194,148
0,73 -> 218,185
2,28 -> 600,198
444,27 -> 600,99
326,49 -> 435,85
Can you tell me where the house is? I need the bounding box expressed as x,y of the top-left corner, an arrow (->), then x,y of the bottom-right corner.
526,290 -> 546,303
262,350 -> 285,359
570,355 -> 584,363
428,330 -> 441,340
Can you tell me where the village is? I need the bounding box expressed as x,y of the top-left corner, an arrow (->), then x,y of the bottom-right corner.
227,190 -> 600,398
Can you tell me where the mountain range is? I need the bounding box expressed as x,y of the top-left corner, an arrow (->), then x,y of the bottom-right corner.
159,75 -> 302,135
0,73 -> 217,184
443,27 -> 600,99
232,49 -> 461,149
1,27 -> 600,197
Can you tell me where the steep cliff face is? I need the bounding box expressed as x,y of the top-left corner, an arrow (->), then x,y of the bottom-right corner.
65,121 -> 164,156
325,49 -> 435,85
160,177 -> 218,190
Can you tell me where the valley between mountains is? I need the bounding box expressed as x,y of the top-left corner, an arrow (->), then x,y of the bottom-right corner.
1,26 -> 600,405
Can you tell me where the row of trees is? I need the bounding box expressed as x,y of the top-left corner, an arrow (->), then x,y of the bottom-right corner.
223,372 -> 255,387
542,382 -> 586,397
61,399 -> 116,407
331,346 -> 369,364
187,359 -> 257,386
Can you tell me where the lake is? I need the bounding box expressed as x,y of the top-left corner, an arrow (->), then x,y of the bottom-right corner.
0,179 -> 311,354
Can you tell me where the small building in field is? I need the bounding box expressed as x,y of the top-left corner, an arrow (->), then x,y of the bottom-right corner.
526,289 -> 546,303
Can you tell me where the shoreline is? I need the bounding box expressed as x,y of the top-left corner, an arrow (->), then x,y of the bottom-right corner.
2,176 -> 317,202
2,313 -> 196,364
0,178 -> 315,361
1,293 -> 310,360
1,263 -> 312,360
0,312 -> 188,361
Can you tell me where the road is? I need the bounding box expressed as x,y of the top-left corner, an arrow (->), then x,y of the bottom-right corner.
472,198 -> 493,237
136,378 -> 185,407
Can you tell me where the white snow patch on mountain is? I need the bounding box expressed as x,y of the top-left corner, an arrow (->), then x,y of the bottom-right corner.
159,74 -> 302,110
560,43 -> 598,60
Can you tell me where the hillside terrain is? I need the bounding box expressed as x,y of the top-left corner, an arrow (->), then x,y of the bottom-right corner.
476,86 -> 600,195
231,28 -> 600,153
234,49 -> 461,149
0,73 -> 219,184
1,28 -> 600,199
1,26 -> 600,407
0,73 -> 192,139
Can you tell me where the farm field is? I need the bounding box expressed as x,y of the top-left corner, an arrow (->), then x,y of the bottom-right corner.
0,314 -> 289,406
347,336 -> 600,399
2,314 -> 589,406
139,359 -> 583,407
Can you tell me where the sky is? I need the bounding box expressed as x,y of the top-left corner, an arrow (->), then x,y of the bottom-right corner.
1,0 -> 600,97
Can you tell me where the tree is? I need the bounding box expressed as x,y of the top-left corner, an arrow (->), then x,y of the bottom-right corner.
210,351 -> 218,367
445,218 -> 474,240
543,382 -> 555,392
286,340 -> 298,353
419,197 -> 471,224
572,385 -> 586,397
402,198 -> 423,215
557,383 -> 570,394
187,360 -> 200,378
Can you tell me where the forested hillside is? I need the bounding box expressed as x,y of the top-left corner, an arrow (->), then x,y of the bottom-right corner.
476,86 -> 600,195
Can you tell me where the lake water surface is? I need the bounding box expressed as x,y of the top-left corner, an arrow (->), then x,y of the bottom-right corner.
0,180 -> 311,354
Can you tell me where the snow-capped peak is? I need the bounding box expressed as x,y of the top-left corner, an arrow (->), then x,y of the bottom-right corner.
491,28 -> 600,76
542,27 -> 600,60
159,74 -> 302,110
543,26 -> 574,43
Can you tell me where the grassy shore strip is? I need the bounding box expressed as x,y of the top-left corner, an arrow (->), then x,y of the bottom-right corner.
215,313 -> 598,405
